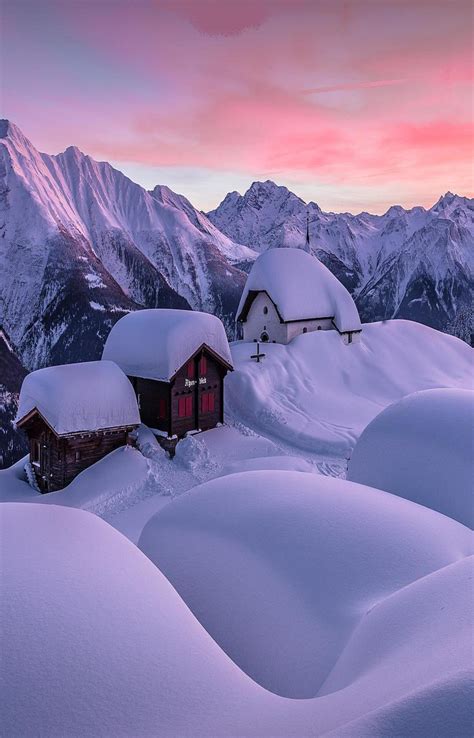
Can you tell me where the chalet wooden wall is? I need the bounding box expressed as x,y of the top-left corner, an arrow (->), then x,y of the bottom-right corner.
23,415 -> 133,492
171,349 -> 224,437
129,376 -> 170,434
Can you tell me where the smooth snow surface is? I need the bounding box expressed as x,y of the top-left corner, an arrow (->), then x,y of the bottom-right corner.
237,248 -> 361,332
227,320 -> 473,456
348,388 -> 474,528
0,503 -> 288,737
15,360 -> 139,434
102,308 -> 232,381
2,463 -> 473,734
139,470 -> 472,699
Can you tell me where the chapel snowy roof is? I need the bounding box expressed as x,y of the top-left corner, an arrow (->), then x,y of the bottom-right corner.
102,309 -> 233,382
237,248 -> 362,333
16,360 -> 140,435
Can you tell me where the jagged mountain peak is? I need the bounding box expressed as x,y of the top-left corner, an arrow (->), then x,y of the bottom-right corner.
0,119 -> 24,141
244,179 -> 304,205
247,179 -> 286,194
0,119 -> 41,161
61,144 -> 88,160
432,191 -> 466,210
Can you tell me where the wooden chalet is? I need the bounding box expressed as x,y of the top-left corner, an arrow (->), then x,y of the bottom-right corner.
15,361 -> 140,493
102,309 -> 233,444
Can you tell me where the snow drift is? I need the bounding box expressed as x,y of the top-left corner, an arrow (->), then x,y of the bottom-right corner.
0,502 -> 287,737
347,388 -> 474,528
2,487 -> 473,735
138,470 -> 472,699
227,320 -> 473,456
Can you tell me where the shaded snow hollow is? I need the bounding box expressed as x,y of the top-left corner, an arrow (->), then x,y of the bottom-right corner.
139,471 -> 472,700
102,308 -> 233,381
348,388 -> 474,528
15,360 -> 139,434
237,248 -> 361,332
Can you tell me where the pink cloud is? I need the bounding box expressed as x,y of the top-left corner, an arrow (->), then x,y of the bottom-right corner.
3,0 -> 473,209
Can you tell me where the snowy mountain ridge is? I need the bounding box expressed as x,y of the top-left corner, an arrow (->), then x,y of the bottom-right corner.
0,120 -> 254,372
208,181 -> 473,333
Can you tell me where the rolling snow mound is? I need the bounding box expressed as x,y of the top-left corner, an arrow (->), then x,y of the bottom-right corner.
348,388 -> 474,528
138,470 -> 473,699
0,502 -> 288,737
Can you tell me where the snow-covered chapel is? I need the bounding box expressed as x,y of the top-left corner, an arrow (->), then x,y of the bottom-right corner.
236,248 -> 362,345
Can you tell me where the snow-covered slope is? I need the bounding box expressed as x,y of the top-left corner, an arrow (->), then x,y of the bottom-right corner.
208,181 -> 474,337
348,388 -> 474,528
226,320 -> 473,456
0,120 -> 253,371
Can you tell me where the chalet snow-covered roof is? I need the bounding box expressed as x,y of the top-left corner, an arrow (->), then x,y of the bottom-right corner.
237,248 -> 362,333
16,361 -> 140,435
102,309 -> 233,382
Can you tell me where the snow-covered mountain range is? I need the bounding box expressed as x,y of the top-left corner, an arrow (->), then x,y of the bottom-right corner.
208,180 -> 473,334
0,120 -> 472,467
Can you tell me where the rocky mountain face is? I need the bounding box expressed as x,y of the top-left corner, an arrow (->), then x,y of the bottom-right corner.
208,181 -> 473,336
0,120 -> 254,372
0,329 -> 28,468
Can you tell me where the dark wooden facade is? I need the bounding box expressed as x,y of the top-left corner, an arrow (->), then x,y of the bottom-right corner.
17,411 -> 136,493
128,344 -> 231,439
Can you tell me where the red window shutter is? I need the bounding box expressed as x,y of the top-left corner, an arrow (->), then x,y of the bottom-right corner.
208,392 -> 215,413
199,356 -> 207,375
178,397 -> 186,417
201,393 -> 208,413
185,395 -> 193,417
187,361 -> 194,379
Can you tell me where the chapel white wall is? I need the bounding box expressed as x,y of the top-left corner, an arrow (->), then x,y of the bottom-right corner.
242,292 -> 288,343
286,318 -> 333,343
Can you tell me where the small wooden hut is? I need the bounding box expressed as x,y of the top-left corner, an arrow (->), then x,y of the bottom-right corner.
15,361 -> 140,492
102,309 -> 233,442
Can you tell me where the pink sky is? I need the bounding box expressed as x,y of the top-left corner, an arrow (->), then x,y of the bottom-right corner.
2,0 -> 473,212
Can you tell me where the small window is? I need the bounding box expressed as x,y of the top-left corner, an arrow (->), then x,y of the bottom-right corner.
178,396 -> 193,418
199,355 -> 207,375
303,327 -> 308,334
263,306 -> 268,315
137,393 -> 141,409
201,392 -> 215,414
187,361 -> 195,379
186,396 -> 193,417
317,326 -> 322,331
32,440 -> 41,466
75,450 -> 81,462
